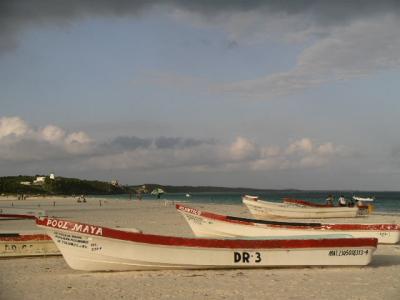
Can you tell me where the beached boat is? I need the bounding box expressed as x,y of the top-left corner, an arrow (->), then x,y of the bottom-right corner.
283,198 -> 372,215
36,217 -> 377,271
0,231 -> 60,257
177,204 -> 400,244
243,195 -> 359,219
0,208 -> 47,220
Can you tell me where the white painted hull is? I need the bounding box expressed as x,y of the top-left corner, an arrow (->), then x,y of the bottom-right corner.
0,233 -> 60,257
37,217 -> 377,271
177,205 -> 400,244
243,197 -> 359,218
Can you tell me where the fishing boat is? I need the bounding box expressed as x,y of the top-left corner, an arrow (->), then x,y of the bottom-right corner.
283,198 -> 372,215
0,208 -> 47,219
243,195 -> 359,219
36,217 -> 377,271
177,204 -> 400,244
0,231 -> 60,257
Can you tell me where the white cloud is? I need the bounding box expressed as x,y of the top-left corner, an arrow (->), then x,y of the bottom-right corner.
65,131 -> 92,145
64,131 -> 93,154
251,138 -> 350,171
0,116 -> 93,161
229,136 -> 257,160
286,138 -> 313,155
0,116 -> 30,139
40,125 -> 66,143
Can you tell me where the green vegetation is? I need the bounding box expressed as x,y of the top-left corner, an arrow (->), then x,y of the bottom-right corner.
0,176 -> 296,196
0,176 -> 127,195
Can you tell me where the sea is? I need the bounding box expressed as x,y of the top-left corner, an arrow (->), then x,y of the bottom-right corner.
91,191 -> 400,213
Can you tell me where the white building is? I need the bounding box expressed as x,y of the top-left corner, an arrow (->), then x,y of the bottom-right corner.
33,176 -> 46,185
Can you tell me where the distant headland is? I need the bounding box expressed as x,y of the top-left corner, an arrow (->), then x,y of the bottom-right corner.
0,175 -> 299,195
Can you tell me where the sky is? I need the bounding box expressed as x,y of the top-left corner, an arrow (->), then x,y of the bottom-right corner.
1,1 -> 400,190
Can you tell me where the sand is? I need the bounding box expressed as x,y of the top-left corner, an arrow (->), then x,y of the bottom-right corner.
1,197 -> 400,300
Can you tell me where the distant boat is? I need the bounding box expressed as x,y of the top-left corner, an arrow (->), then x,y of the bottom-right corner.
353,196 -> 375,202
185,193 -> 191,198
243,195 -> 359,219
37,217 -> 377,271
176,204 -> 400,244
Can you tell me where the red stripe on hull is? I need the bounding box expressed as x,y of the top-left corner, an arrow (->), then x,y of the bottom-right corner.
0,234 -> 51,242
0,214 -> 36,219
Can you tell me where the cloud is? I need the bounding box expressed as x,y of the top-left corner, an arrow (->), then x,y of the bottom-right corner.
40,125 -> 66,143
229,136 -> 257,160
251,138 -> 350,171
0,116 -> 93,161
86,136 -> 350,173
0,116 -> 352,175
214,14 -> 400,98
154,136 -> 214,149
99,136 -> 214,154
2,1 -> 400,54
2,1 -> 400,101
0,116 -> 30,139
286,138 -> 313,155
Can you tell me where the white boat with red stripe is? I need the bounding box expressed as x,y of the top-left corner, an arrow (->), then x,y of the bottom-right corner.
37,217 -> 377,271
177,204 -> 400,244
243,195 -> 359,218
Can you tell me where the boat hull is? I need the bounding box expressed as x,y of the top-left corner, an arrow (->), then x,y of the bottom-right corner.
243,197 -> 359,218
37,217 -> 377,271
0,233 -> 60,257
177,205 -> 400,244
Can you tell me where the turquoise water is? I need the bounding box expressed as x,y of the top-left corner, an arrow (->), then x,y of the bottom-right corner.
91,191 -> 400,213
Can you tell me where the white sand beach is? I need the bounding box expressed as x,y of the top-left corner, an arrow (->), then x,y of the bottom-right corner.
1,197 -> 400,300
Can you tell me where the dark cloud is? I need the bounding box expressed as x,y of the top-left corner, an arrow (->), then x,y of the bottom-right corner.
99,135 -> 215,153
110,136 -> 152,150
154,136 -> 214,149
1,0 -> 400,53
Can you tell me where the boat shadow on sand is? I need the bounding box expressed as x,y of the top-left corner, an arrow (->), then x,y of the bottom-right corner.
370,252 -> 400,267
